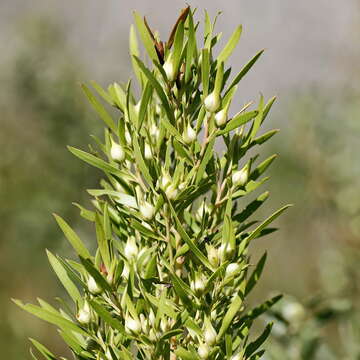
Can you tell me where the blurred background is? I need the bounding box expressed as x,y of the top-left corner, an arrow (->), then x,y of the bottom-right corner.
1,0 -> 359,359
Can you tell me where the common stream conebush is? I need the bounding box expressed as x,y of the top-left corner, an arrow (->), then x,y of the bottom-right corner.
14,6 -> 290,360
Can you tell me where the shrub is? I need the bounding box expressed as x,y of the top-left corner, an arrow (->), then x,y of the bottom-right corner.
15,7 -> 290,360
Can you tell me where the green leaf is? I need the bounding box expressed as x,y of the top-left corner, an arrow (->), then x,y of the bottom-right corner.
217,110 -> 258,136
87,189 -> 137,209
242,295 -> 282,322
81,84 -> 117,133
53,214 -> 91,259
29,339 -> 56,360
241,205 -> 292,247
245,252 -> 267,296
251,129 -> 279,146
175,347 -> 200,360
90,80 -> 114,106
129,24 -> 143,87
244,323 -> 273,358
132,135 -> 154,188
168,202 -> 214,271
262,96 -> 277,124
225,50 -> 264,96
217,25 -> 242,64
68,146 -> 124,177
249,155 -> 277,181
95,212 -> 111,272
201,49 -> 210,96
133,11 -> 158,62
185,11 -> 197,83
217,295 -> 243,340
195,136 -> 215,184
72,202 -> 96,222
13,299 -> 88,336
47,250 -> 82,304
134,56 -> 175,124
173,19 -> 185,75
89,300 -> 125,333
137,81 -> 153,130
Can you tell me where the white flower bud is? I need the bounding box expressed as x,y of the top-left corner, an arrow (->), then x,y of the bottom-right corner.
124,237 -> 138,259
225,263 -> 241,278
215,108 -> 228,127
197,202 -> 210,219
87,276 -> 102,295
232,167 -> 248,187
178,182 -> 186,191
149,309 -> 156,327
198,343 -> 210,359
219,243 -> 235,262
144,143 -> 153,160
204,92 -> 220,113
163,56 -> 176,82
150,123 -> 160,140
183,124 -> 197,144
140,313 -> 149,334
122,263 -> 130,279
139,201 -> 155,220
155,103 -> 162,115
125,315 -> 141,335
110,142 -> 125,162
191,274 -> 206,296
204,321 -> 217,346
160,318 -> 170,333
105,348 -> 113,360
77,301 -> 91,325
165,184 -> 178,200
160,173 -> 172,189
207,245 -> 220,268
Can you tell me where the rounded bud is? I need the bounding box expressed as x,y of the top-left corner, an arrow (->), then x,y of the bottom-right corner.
139,201 -> 155,220
204,322 -> 217,346
207,245 -> 220,268
124,237 -> 138,259
110,142 -> 125,162
191,275 -> 206,296
198,343 -> 210,359
134,101 -> 141,117
77,301 -> 91,325
150,123 -> 160,141
87,276 -> 102,295
144,143 -> 153,160
125,315 -> 141,335
204,92 -> 220,113
163,56 -> 176,82
183,124 -> 197,144
230,353 -> 242,360
165,184 -> 178,200
225,263 -> 241,278
232,167 -> 248,187
215,108 -> 228,127
125,130 -> 132,145
282,302 -> 305,324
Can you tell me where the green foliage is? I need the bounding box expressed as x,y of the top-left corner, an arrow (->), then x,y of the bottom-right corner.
16,7 -> 289,360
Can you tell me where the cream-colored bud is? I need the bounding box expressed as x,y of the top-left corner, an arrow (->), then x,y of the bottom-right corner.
191,275 -> 206,296
124,237 -> 138,259
87,276 -> 102,295
197,202 -> 210,219
125,315 -> 141,335
219,243 -> 235,261
204,322 -> 217,346
207,245 -> 220,268
198,343 -> 210,359
160,173 -> 172,189
225,263 -> 241,278
110,142 -> 125,162
183,124 -> 197,144
77,301 -> 91,325
282,302 -> 305,323
165,184 -> 178,200
163,56 -> 176,82
204,92 -> 220,113
150,123 -> 160,140
139,201 -> 155,220
144,143 -> 152,160
149,309 -> 156,327
215,108 -> 228,127
160,318 -> 170,333
178,182 -> 186,191
140,313 -> 149,334
232,167 -> 248,187
105,348 -> 112,360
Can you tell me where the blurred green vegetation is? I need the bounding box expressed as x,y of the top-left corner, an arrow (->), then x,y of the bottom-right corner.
1,13 -> 359,360
0,18 -> 100,358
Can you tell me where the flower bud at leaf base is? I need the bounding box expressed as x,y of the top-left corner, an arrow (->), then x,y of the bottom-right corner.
163,53 -> 177,82
139,201 -> 155,220
203,317 -> 217,346
125,315 -> 141,335
198,342 -> 210,359
87,275 -> 102,295
124,237 -> 138,259
77,300 -> 91,325
204,92 -> 220,113
110,141 -> 125,162
232,164 -> 249,187
183,124 -> 197,144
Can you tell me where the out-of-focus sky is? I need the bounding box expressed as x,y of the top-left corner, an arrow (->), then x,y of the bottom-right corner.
1,0 -> 359,98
